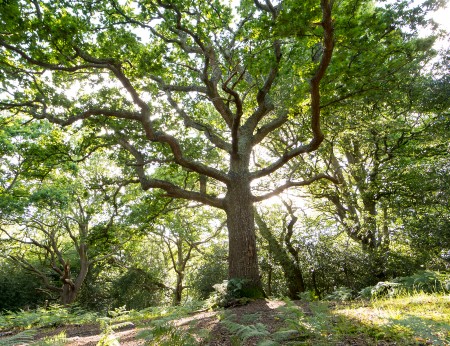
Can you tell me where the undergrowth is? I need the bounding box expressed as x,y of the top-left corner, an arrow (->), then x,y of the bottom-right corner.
1,281 -> 448,345
333,293 -> 450,345
0,304 -> 97,331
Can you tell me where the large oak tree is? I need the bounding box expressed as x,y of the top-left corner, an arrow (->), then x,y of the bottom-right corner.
0,0 -> 442,294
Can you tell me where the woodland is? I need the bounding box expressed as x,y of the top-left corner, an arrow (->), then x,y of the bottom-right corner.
0,0 -> 449,344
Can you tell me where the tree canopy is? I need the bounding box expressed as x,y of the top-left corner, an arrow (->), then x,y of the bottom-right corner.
0,0 -> 448,304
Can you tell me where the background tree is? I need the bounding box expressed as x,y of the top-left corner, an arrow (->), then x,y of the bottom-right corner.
255,202 -> 306,299
0,156 -> 130,305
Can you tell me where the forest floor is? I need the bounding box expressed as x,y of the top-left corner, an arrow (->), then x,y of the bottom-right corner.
1,294 -> 449,345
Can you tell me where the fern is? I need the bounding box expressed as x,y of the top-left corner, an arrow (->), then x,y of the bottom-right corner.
0,329 -> 36,346
136,318 -> 198,346
271,329 -> 302,342
221,319 -> 270,342
240,313 -> 261,324
0,305 -> 98,330
32,331 -> 67,346
257,340 -> 280,346
97,317 -> 134,346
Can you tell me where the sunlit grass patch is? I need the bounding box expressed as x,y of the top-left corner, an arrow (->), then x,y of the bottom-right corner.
332,293 -> 450,345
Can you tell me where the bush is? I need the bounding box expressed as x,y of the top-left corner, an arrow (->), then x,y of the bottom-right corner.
298,290 -> 320,302
0,260 -> 48,312
188,246 -> 228,300
394,271 -> 450,293
324,287 -> 354,301
206,278 -> 253,308
358,271 -> 450,299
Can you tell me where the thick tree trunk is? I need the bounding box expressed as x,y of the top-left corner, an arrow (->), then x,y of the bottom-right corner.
60,263 -> 79,305
224,175 -> 263,297
60,247 -> 89,306
61,282 -> 78,305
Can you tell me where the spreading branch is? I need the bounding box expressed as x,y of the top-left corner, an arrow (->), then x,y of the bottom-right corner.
253,173 -> 340,202
251,0 -> 334,180
117,138 -> 225,209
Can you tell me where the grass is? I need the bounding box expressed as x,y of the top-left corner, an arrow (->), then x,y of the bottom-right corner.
0,293 -> 449,345
331,293 -> 450,345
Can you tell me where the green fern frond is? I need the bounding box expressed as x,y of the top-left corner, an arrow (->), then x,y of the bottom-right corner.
110,321 -> 134,331
240,313 -> 261,323
257,340 -> 281,346
0,329 -> 36,346
221,320 -> 270,342
272,329 -> 302,341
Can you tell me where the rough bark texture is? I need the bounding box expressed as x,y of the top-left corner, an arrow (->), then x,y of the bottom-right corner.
225,174 -> 263,296
60,246 -> 89,305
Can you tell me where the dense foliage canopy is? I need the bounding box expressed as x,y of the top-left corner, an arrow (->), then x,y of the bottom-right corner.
0,0 -> 448,309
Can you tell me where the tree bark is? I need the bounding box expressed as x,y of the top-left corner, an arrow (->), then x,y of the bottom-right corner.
224,171 -> 263,297
60,263 -> 77,306
59,244 -> 89,305
173,239 -> 185,305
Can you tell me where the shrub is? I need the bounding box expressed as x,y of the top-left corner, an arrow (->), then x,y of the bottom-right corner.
394,271 -> 450,293
0,261 -> 47,312
206,278 -> 253,308
324,287 -> 354,301
358,271 -> 450,299
298,290 -> 319,302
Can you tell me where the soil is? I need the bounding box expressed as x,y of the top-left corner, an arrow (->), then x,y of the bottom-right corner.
38,300 -> 292,345
0,299 -> 379,345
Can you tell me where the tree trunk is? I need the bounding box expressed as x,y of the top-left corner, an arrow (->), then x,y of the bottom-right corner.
61,282 -> 78,305
224,175 -> 263,297
255,212 -> 305,299
60,246 -> 89,306
174,274 -> 183,305
267,264 -> 273,297
174,241 -> 184,305
59,263 -> 79,305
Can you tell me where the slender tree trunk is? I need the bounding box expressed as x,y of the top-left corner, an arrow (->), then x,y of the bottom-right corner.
267,264 -> 273,297
255,212 -> 305,299
224,174 -> 263,297
174,275 -> 183,305
311,269 -> 321,299
174,241 -> 184,305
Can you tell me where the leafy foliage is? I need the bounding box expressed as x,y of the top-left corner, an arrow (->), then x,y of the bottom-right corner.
220,314 -> 271,343
359,271 -> 450,299
325,287 -> 355,301
0,305 -> 97,331
0,260 -> 47,312
207,279 -> 254,308
0,329 -> 36,346
136,317 -> 200,346
32,332 -> 67,346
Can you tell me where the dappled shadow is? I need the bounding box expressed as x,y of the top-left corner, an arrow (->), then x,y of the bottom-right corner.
331,306 -> 450,346
388,314 -> 450,345
200,299 -> 302,346
7,299 -> 447,345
